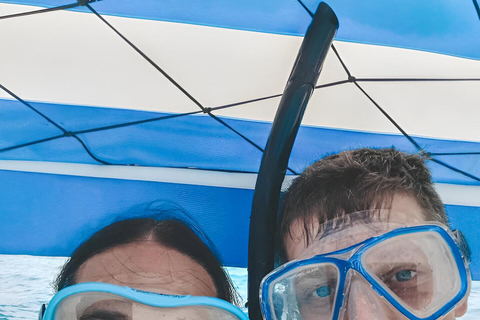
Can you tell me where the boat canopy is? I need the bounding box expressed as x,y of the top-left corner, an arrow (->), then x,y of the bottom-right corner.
1,0 -> 479,285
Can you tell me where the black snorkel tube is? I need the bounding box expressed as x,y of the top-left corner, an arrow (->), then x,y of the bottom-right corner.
248,2 -> 338,320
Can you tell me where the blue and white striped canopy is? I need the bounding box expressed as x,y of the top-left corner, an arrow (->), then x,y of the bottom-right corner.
1,0 -> 479,278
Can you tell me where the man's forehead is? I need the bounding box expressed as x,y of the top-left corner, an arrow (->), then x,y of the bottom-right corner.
285,193 -> 428,260
298,220 -> 406,259
286,206 -> 425,260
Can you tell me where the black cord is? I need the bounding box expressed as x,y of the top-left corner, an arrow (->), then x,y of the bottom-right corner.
296,0 -> 314,18
329,47 -> 480,183
1,84 -> 68,134
207,113 -> 298,175
0,2 -> 79,20
315,79 -> 350,89
331,44 -> 353,79
85,3 -> 206,113
353,81 -> 424,151
84,3 -> 290,167
290,8 -> 480,182
73,110 -> 203,135
1,84 -> 109,164
430,157 -> 480,182
356,77 -> 480,82
207,113 -> 265,153
473,0 -> 480,20
430,152 -> 480,156
210,93 -> 283,112
0,134 -> 65,153
71,135 -> 113,165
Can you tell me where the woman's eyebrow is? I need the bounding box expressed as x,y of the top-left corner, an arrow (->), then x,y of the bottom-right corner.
79,309 -> 129,320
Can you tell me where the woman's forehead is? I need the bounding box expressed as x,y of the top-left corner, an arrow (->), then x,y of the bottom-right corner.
75,241 -> 217,297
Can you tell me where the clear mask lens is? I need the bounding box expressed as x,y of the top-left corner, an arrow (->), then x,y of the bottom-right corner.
267,263 -> 339,320
362,230 -> 462,318
53,291 -> 242,320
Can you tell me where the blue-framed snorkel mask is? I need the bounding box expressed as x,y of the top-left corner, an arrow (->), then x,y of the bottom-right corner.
39,282 -> 249,320
260,221 -> 470,320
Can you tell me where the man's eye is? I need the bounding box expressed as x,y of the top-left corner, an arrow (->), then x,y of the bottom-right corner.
391,269 -> 417,282
314,285 -> 332,298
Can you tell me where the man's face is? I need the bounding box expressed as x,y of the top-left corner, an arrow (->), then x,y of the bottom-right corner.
283,193 -> 469,319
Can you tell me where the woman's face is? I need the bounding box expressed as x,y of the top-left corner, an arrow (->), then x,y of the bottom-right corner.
75,240 -> 217,297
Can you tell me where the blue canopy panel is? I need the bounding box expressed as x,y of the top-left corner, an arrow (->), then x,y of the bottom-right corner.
448,205 -> 480,279
1,98 -> 479,184
0,168 -> 479,278
1,0 -> 479,59
0,169 -> 253,267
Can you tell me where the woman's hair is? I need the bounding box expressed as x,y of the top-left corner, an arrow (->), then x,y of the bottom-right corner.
54,203 -> 239,304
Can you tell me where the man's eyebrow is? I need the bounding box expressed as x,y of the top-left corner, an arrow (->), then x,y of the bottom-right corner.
79,309 -> 129,320
314,216 -> 354,240
314,210 -> 388,241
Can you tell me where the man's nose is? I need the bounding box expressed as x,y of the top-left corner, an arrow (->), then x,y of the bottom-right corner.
341,274 -> 388,320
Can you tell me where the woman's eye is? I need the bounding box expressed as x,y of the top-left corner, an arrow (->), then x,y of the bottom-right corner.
391,270 -> 417,282
314,285 -> 332,298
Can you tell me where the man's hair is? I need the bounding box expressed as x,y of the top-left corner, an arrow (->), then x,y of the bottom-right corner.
279,148 -> 448,260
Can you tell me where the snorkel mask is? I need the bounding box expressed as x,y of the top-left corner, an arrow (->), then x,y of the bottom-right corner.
39,282 -> 249,320
260,213 -> 470,320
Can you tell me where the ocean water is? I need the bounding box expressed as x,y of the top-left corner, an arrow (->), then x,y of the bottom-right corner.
0,254 -> 479,319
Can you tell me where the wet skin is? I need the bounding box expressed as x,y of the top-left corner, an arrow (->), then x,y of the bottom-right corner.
284,193 -> 469,320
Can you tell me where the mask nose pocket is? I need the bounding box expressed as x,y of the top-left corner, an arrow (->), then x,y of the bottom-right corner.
341,271 -> 390,320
